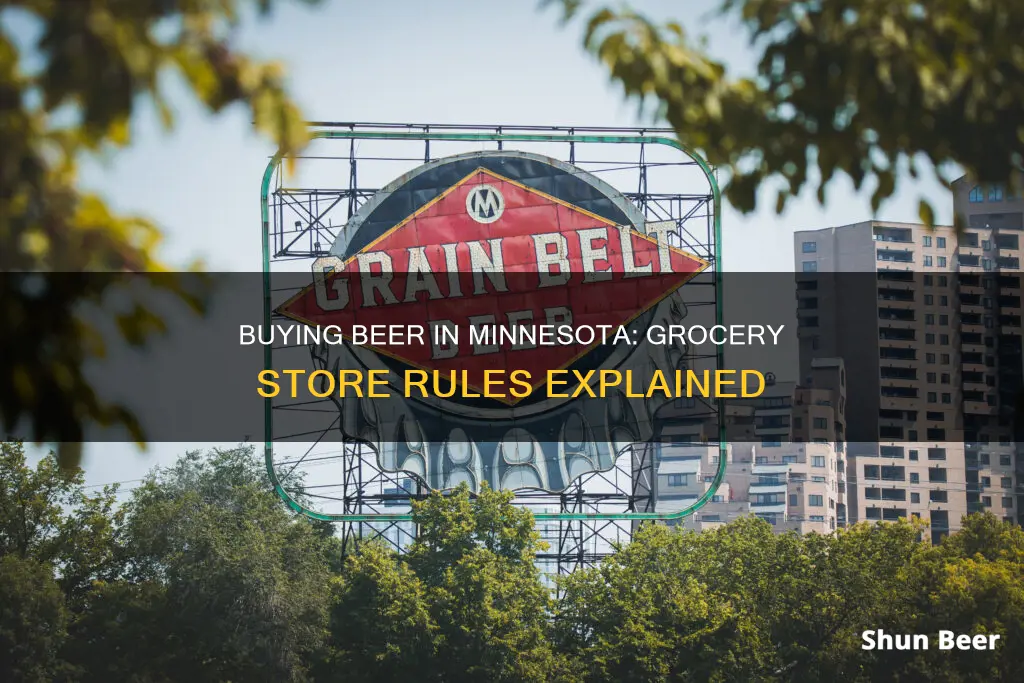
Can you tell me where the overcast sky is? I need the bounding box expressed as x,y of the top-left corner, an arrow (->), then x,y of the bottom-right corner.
14,0 -> 953,486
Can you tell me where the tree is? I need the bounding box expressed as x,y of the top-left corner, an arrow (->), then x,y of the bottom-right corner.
876,514 -> 1024,682
324,483 -> 575,683
0,441 -> 119,682
548,0 -> 1024,221
0,555 -> 70,683
77,445 -> 334,683
555,518 -> 938,682
316,542 -> 437,683
0,0 -> 317,469
555,522 -> 768,682
0,441 -> 120,600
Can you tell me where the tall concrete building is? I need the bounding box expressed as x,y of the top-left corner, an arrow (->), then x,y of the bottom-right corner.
652,361 -> 847,536
950,178 -> 1024,525
794,201 -> 1023,541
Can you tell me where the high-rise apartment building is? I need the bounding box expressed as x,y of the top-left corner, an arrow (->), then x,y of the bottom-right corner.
652,361 -> 847,535
794,199 -> 1023,540
950,178 -> 1024,525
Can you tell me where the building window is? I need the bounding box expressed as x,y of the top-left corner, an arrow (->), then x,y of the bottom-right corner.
1001,476 -> 1013,488
864,465 -> 880,480
809,495 -> 824,507
941,354 -> 950,364
970,186 -> 984,202
940,373 -> 950,384
937,256 -> 947,267
881,465 -> 905,481
937,237 -> 946,249
789,494 -> 798,506
927,392 -> 937,403
942,393 -> 952,404
1000,454 -> 1012,466
924,294 -> 934,305
802,241 -> 817,253
911,492 -> 920,503
667,474 -> 689,487
923,256 -> 933,266
926,353 -> 936,364
927,372 -> 937,383
926,333 -> 936,344
923,235 -> 933,247
812,456 -> 826,468
813,417 -> 827,429
866,507 -> 881,520
880,446 -> 905,462
940,334 -> 949,345
988,185 -> 1004,202
909,450 -> 919,461
910,472 -> 920,483
928,448 -> 947,461
929,467 -> 947,483
925,314 -> 935,325
761,439 -> 781,447
939,314 -> 948,325
782,455 -> 798,464
982,496 -> 992,507
803,261 -> 818,272
1003,497 -> 1015,508
930,489 -> 948,503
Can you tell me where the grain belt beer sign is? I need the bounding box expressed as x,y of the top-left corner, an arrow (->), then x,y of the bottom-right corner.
278,151 -> 708,493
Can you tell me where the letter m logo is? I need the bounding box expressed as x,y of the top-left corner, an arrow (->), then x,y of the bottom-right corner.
465,184 -> 505,224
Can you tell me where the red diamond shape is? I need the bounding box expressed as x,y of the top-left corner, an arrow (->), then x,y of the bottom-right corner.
277,168 -> 709,403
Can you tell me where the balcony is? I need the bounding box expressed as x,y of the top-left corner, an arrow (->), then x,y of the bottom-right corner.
879,347 -> 917,361
880,366 -> 918,381
879,328 -> 916,342
750,502 -> 787,514
998,275 -> 1022,290
751,463 -> 792,476
877,249 -> 914,264
880,385 -> 918,399
748,483 -> 789,495
998,257 -> 1021,270
878,288 -> 915,302
878,307 -> 916,322
874,229 -> 914,243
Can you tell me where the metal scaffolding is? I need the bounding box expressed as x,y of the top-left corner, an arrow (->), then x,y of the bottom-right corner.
260,122 -> 722,576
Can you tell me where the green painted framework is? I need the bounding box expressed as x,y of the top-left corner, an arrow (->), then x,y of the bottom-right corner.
261,129 -> 725,523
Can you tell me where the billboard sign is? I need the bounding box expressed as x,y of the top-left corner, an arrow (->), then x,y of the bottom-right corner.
276,150 -> 708,493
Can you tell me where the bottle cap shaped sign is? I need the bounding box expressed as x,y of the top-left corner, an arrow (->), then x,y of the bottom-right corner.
277,150 -> 709,493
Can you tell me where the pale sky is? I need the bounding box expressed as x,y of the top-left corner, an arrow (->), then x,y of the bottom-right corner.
13,0 -> 953,486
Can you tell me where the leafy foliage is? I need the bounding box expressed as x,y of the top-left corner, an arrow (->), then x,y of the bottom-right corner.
2,441 -> 1024,681
325,484 -> 572,683
0,554 -> 69,683
0,1 -> 317,469
547,0 -> 1024,222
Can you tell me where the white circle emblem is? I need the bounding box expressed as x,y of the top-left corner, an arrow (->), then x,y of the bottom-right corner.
465,184 -> 505,224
